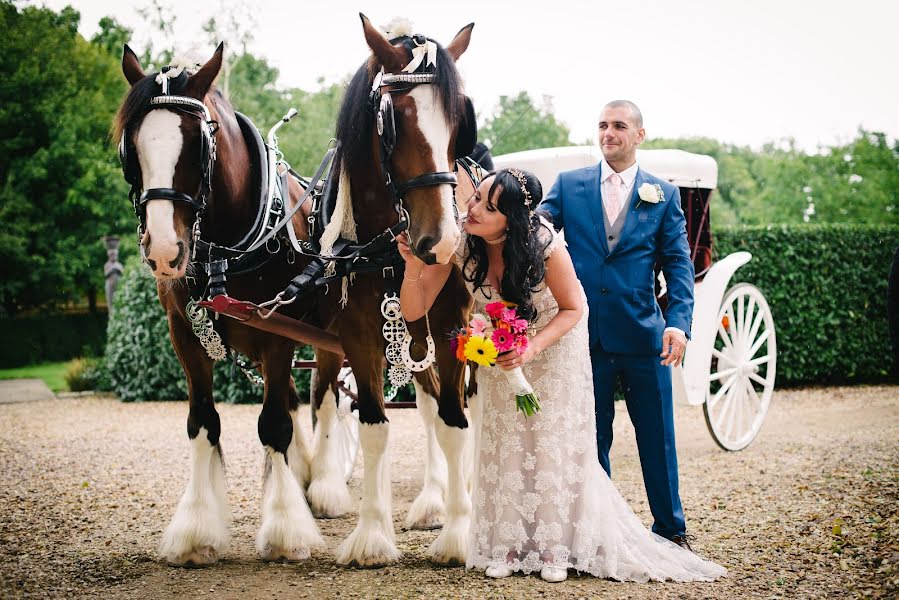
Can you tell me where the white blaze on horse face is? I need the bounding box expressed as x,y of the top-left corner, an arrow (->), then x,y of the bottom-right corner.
135,109 -> 186,277
409,86 -> 461,264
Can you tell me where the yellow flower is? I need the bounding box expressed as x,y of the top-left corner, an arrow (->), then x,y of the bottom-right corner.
463,335 -> 498,367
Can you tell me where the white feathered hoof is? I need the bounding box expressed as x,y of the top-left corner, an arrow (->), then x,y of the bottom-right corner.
404,487 -> 445,530
335,520 -> 401,567
256,515 -> 323,563
159,510 -> 229,567
428,517 -> 469,566
163,546 -> 219,568
256,451 -> 324,562
307,475 -> 354,519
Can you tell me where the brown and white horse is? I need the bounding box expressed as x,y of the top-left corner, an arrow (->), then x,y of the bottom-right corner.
114,44 -> 339,565
314,16 -> 476,565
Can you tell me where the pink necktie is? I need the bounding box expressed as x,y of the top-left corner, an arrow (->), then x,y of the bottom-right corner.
607,173 -> 623,223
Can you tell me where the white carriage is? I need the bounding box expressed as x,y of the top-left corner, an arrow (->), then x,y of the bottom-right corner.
493,146 -> 777,451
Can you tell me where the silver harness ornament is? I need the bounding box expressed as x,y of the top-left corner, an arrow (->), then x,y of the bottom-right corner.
186,299 -> 228,361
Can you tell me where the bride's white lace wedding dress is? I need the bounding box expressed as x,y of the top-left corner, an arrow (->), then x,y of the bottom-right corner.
460,225 -> 726,582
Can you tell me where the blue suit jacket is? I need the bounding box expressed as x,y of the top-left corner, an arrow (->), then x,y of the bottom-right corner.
541,163 -> 694,355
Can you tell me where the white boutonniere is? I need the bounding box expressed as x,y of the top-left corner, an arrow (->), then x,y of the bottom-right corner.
637,183 -> 664,208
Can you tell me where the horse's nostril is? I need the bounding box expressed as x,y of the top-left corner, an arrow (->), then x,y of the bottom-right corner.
416,236 -> 435,257
169,241 -> 185,269
146,258 -> 158,271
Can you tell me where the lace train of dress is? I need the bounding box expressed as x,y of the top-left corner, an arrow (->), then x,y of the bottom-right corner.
462,224 -> 726,582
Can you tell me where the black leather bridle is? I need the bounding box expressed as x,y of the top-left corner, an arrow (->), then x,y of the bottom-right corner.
119,89 -> 218,239
369,65 -> 476,234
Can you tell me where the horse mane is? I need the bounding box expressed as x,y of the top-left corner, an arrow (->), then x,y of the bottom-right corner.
111,71 -> 230,142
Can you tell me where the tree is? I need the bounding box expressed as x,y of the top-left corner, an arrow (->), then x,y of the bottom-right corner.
0,2 -> 132,316
479,91 -> 572,156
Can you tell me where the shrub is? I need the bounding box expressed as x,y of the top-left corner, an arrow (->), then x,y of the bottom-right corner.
715,224 -> 898,385
63,357 -> 108,392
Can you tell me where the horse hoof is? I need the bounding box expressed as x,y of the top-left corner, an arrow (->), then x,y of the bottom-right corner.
259,545 -> 312,562
166,546 -> 218,567
405,514 -> 444,531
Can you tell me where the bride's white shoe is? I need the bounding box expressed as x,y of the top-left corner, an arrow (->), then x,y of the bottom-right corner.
486,565 -> 514,578
540,565 -> 568,583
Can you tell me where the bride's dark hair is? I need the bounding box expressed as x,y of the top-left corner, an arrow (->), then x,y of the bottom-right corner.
462,168 -> 552,322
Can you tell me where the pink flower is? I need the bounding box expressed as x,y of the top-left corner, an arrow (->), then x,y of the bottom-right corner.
501,307 -> 518,324
514,334 -> 529,355
491,329 -> 515,353
469,315 -> 488,335
485,302 -> 505,319
511,318 -> 529,333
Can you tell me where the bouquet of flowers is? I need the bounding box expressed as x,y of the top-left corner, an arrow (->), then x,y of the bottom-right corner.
449,301 -> 541,417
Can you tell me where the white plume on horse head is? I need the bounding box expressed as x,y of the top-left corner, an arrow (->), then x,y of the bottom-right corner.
381,17 -> 414,39
154,50 -> 205,84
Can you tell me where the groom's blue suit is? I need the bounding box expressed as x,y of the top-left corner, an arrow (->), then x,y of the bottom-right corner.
541,162 -> 694,538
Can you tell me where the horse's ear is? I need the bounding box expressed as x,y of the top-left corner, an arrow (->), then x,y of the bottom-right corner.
186,42 -> 224,98
445,23 -> 474,62
122,44 -> 145,86
359,13 -> 406,72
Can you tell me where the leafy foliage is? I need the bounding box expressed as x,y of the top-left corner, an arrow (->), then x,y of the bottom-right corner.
479,91 -> 572,157
0,2 -> 133,316
0,312 -> 107,368
644,133 -> 899,227
715,224 -> 899,385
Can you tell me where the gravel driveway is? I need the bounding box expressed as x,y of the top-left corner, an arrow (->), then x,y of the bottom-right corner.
0,384 -> 895,599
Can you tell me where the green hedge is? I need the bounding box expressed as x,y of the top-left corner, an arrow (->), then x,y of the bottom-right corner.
0,312 -> 107,368
715,224 -> 898,385
103,256 -> 313,403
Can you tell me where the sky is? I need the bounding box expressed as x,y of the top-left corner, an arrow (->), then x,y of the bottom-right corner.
37,0 -> 899,152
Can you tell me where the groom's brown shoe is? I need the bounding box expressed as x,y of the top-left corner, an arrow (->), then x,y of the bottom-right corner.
670,534 -> 693,552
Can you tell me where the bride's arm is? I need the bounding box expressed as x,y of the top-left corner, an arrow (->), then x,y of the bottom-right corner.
397,234 -> 454,321
497,245 -> 583,368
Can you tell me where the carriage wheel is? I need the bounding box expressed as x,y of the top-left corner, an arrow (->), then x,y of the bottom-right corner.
703,283 -> 777,451
310,367 -> 360,482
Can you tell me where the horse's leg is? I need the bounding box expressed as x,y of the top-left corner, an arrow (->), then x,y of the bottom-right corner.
335,316 -> 399,566
286,371 -> 311,490
307,348 -> 354,518
159,308 -> 230,566
256,340 -> 323,561
426,269 -> 472,565
404,371 -> 447,530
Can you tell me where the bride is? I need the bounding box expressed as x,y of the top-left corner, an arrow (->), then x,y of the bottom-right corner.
397,168 -> 726,584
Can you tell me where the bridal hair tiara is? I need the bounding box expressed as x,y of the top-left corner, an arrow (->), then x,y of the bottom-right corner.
508,169 -> 536,220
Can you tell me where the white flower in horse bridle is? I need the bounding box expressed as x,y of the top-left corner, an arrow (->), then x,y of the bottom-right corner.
382,17 -> 414,39
637,183 -> 664,208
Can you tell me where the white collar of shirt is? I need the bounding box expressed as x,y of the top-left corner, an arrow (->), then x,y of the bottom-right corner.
600,159 -> 639,188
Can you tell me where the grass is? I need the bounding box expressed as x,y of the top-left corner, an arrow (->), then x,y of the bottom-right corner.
0,361 -> 69,392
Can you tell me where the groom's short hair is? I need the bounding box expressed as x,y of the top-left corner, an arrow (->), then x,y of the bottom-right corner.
602,100 -> 643,129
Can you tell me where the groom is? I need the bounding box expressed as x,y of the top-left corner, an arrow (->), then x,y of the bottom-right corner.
540,100 -> 695,549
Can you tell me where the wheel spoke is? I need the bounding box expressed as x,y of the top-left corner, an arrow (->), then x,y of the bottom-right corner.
723,380 -> 742,440
717,319 -> 736,354
708,374 -> 737,408
748,372 -> 767,387
746,305 -> 764,349
745,378 -> 762,413
741,296 -> 757,345
711,347 -> 728,362
748,329 -> 771,359
709,366 -> 738,382
748,354 -> 770,367
736,294 -> 745,348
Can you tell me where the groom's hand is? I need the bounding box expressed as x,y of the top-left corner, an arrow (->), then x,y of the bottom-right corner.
660,329 -> 687,367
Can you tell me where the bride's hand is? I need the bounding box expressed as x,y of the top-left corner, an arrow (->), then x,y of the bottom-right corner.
397,233 -> 425,274
496,346 -> 538,371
